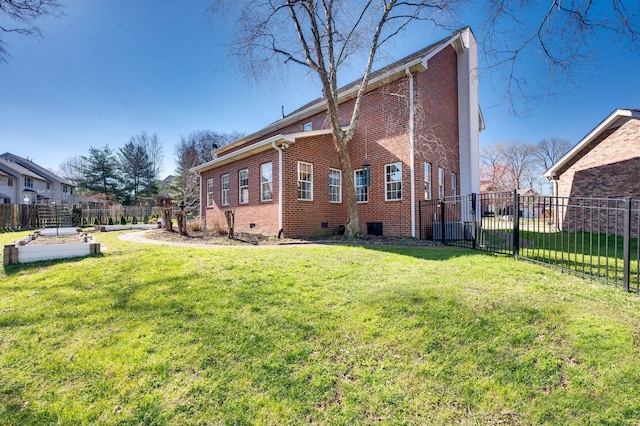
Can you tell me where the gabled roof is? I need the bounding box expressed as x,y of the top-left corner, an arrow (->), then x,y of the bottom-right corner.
0,155 -> 48,181
210,28 -> 470,161
0,152 -> 75,187
543,109 -> 640,179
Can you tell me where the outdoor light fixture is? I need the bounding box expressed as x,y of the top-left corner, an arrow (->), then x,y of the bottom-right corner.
23,196 -> 29,204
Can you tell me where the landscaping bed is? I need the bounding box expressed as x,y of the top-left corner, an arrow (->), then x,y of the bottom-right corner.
3,229 -> 100,265
142,228 -> 439,247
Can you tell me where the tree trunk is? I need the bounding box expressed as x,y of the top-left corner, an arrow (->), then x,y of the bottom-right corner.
334,136 -> 360,237
162,208 -> 173,232
224,210 -> 235,239
175,211 -> 187,235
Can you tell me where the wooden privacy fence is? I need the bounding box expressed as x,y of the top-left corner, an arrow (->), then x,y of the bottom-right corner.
0,204 -> 42,230
82,206 -> 165,225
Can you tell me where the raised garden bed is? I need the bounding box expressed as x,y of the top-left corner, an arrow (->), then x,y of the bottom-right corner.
3,229 -> 100,265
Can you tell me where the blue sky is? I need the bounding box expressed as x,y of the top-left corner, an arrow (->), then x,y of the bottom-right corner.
1,1 -> 639,178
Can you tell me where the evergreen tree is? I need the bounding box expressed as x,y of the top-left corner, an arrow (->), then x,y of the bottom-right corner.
79,145 -> 122,201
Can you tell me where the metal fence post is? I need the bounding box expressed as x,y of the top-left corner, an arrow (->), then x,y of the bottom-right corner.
623,197 -> 631,292
440,200 -> 446,245
513,189 -> 520,259
471,193 -> 477,250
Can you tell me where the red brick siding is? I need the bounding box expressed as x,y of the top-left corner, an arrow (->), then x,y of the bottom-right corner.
201,149 -> 280,235
200,44 -> 462,238
556,119 -> 640,199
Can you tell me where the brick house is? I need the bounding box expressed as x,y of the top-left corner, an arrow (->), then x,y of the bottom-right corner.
193,27 -> 482,238
543,109 -> 640,199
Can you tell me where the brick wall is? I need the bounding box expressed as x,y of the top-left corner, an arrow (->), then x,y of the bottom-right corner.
556,119 -> 640,199
200,45 -> 462,238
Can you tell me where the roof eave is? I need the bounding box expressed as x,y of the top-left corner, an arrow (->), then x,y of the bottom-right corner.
191,128 -> 335,174
543,109 -> 640,178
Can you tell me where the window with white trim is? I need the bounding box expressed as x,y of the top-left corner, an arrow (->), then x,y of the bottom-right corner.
354,169 -> 368,203
424,163 -> 432,200
206,178 -> 214,207
451,172 -> 457,200
297,161 -> 313,201
385,163 -> 402,201
239,169 -> 249,204
7,178 -> 13,187
221,174 -> 230,206
24,177 -> 33,188
261,162 -> 273,202
438,167 -> 445,200
329,168 -> 342,203
303,121 -> 313,131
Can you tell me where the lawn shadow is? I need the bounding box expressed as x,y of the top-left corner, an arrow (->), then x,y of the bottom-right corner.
356,243 -> 506,262
2,253 -> 104,276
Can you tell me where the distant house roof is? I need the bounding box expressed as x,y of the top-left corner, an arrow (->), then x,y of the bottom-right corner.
543,109 -> 640,179
0,155 -> 48,181
0,152 -> 75,187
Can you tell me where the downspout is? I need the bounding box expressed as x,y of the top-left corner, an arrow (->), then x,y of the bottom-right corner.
272,140 -> 284,237
406,68 -> 416,238
198,174 -> 204,228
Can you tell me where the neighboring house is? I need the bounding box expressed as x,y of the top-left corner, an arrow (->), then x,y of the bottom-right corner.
543,109 -> 640,199
193,27 -> 482,238
0,153 -> 77,205
156,175 -> 175,207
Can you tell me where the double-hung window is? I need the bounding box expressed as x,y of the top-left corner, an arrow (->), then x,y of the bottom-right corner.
385,163 -> 402,201
24,177 -> 33,188
329,168 -> 342,203
297,161 -> 313,201
354,169 -> 368,203
438,167 -> 445,200
239,169 -> 249,204
206,178 -> 214,207
221,174 -> 230,206
424,163 -> 432,200
8,178 -> 13,187
261,163 -> 273,202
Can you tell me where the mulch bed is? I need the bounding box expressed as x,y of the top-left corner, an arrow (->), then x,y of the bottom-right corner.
142,228 -> 439,247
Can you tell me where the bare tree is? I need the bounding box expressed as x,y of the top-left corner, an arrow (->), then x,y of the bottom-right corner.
173,130 -> 244,211
57,155 -> 85,185
535,137 -> 572,171
482,1 -> 639,115
0,0 -> 64,63
481,141 -> 539,191
219,0 -> 460,236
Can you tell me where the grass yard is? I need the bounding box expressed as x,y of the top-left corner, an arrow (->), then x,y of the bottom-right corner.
2,230 -> 640,424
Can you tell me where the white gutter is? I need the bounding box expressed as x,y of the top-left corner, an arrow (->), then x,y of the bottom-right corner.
191,128 -> 334,175
198,174 -> 203,227
406,68 -> 416,238
271,140 -> 286,235
543,109 -> 640,178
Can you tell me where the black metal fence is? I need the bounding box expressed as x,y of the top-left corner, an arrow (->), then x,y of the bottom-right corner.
419,191 -> 640,293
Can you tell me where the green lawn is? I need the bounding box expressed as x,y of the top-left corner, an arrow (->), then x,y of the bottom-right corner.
2,230 -> 640,424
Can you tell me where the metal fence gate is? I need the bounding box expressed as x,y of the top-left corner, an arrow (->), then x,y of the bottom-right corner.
419,191 -> 640,293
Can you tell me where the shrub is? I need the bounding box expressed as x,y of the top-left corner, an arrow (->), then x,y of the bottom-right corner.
71,205 -> 83,227
132,216 -> 138,225
108,217 -> 114,226
187,220 -> 202,233
120,215 -> 127,225
143,215 -> 149,224
94,217 -> 99,225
